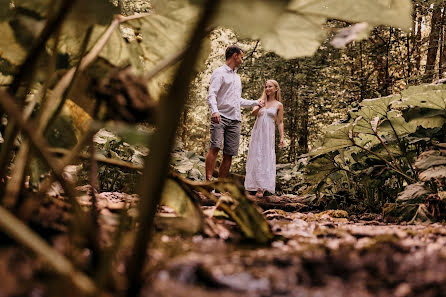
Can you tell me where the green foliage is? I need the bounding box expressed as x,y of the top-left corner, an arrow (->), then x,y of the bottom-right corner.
187,0 -> 412,59
305,83 -> 446,215
170,144 -> 206,181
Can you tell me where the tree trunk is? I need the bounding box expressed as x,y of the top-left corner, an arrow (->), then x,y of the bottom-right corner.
298,93 -> 309,155
359,41 -> 365,101
415,5 -> 423,74
372,29 -> 388,96
287,68 -> 298,163
384,27 -> 393,95
440,8 -> 446,78
424,3 -> 443,82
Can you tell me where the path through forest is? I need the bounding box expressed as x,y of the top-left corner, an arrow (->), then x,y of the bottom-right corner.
145,207 -> 446,297
1,192 -> 445,297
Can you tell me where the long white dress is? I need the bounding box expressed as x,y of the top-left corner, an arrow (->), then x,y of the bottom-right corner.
244,104 -> 278,193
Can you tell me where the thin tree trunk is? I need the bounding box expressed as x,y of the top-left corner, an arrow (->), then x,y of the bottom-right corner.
298,94 -> 309,155
424,3 -> 443,82
415,5 -> 423,74
405,35 -> 410,83
373,29 -> 388,96
359,41 -> 365,101
384,27 -> 393,95
440,8 -> 446,78
287,68 -> 297,163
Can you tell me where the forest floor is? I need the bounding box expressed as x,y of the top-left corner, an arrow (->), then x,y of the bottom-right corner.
145,207 -> 446,297
1,192 -> 446,297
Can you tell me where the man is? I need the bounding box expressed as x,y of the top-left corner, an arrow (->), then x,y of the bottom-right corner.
205,45 -> 264,181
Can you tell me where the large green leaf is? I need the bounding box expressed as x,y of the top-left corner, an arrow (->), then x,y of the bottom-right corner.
290,0 -> 412,30
127,0 -> 210,100
69,0 -> 120,26
215,0 -> 290,39
400,88 -> 446,111
0,0 -> 11,21
159,179 -> 203,234
415,150 -> 446,171
13,0 -> 51,18
396,182 -> 429,204
309,124 -> 353,157
189,0 -> 290,39
380,110 -> 418,136
0,22 -> 27,65
261,12 -> 326,59
360,94 -> 402,117
188,0 -> 412,59
419,166 -> 446,181
262,0 -> 412,58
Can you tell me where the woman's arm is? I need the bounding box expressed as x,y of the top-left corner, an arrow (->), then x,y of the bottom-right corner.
251,105 -> 261,116
277,103 -> 284,148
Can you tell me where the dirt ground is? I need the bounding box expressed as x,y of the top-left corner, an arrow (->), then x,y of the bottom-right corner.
1,194 -> 446,297
143,209 -> 446,297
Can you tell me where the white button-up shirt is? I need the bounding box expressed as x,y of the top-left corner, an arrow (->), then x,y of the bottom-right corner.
207,64 -> 259,121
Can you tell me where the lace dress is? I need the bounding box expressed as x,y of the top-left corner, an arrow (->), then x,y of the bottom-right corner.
244,104 -> 278,193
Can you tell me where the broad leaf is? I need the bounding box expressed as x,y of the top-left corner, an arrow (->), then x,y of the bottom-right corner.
160,179 -> 203,234
304,154 -> 338,191
419,166 -> 446,181
380,110 -> 418,136
0,22 -> 27,66
360,94 -> 401,117
188,0 -> 290,39
13,0 -> 51,18
0,0 -> 11,21
129,0 -> 210,100
213,0 -> 290,39
396,182 -> 429,204
400,89 -> 446,111
414,151 -> 446,171
261,12 -> 326,59
309,124 -> 353,157
290,0 -> 412,30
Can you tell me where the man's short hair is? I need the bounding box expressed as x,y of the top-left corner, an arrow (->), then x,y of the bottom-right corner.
225,45 -> 243,60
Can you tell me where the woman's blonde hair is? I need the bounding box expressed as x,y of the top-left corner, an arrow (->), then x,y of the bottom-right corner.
259,79 -> 281,102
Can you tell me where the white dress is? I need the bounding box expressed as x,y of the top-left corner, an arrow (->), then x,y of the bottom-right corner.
244,104 -> 278,193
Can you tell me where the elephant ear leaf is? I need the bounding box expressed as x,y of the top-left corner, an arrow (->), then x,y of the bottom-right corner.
290,0 -> 412,30
125,0 -> 209,100
0,0 -> 12,21
0,22 -> 27,68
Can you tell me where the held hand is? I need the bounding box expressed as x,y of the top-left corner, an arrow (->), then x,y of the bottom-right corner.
280,138 -> 284,149
258,99 -> 265,108
211,112 -> 221,124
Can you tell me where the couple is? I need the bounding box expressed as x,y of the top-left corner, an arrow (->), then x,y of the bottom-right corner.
205,45 -> 284,198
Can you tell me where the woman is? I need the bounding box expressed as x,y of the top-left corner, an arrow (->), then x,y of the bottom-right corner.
244,80 -> 284,197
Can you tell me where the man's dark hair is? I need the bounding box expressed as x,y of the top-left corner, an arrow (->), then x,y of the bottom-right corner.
225,45 -> 243,60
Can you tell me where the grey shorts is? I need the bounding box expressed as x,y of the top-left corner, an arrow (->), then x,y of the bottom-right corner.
210,116 -> 241,156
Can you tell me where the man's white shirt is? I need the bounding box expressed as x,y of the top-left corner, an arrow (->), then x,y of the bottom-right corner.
207,64 -> 259,121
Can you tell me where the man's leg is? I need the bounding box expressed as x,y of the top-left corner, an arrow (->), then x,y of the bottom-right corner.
205,147 -> 220,180
220,119 -> 241,179
219,153 -> 232,178
206,117 -> 225,181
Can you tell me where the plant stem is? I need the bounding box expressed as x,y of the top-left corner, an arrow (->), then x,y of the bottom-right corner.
38,13 -> 151,135
0,91 -> 84,216
9,0 -> 77,95
373,130 -> 407,175
0,0 -> 78,183
0,205 -> 97,295
353,143 -> 416,183
125,1 -> 220,295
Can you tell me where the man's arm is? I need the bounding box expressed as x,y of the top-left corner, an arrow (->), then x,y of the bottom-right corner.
240,97 -> 265,108
240,97 -> 259,108
207,71 -> 222,116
